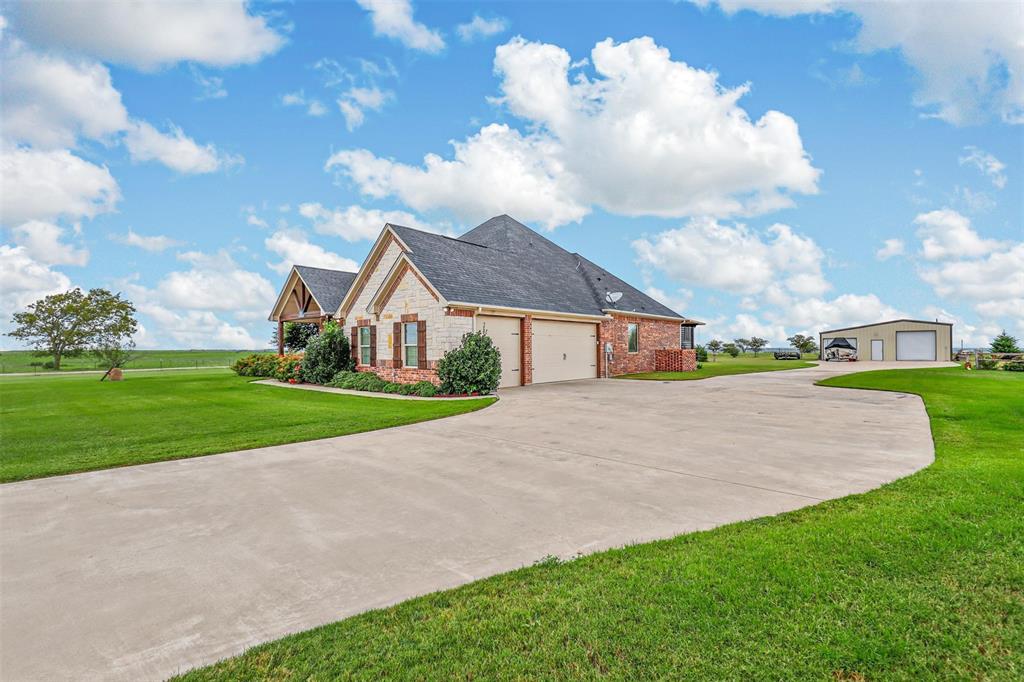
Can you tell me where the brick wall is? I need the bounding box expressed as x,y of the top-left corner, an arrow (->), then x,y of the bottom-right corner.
655,349 -> 698,372
357,364 -> 439,385
600,314 -> 687,376
521,315 -> 533,385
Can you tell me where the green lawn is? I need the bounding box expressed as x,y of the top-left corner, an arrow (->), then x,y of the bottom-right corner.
620,352 -> 816,380
0,349 -> 267,374
178,367 -> 1022,680
0,370 -> 494,482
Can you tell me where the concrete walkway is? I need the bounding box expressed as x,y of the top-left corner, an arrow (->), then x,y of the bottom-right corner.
0,361 -> 952,681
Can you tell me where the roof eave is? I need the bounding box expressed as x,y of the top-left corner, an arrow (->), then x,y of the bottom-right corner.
602,308 -> 702,324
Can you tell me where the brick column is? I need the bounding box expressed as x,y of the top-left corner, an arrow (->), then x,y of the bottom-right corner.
520,315 -> 533,385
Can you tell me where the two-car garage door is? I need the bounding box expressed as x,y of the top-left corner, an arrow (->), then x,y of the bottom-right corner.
478,316 -> 598,387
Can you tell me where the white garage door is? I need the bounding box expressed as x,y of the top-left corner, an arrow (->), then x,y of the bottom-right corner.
896,330 -> 936,360
532,320 -> 598,384
477,315 -> 521,388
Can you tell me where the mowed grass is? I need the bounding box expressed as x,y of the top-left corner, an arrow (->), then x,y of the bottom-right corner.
0,370 -> 494,482
0,349 -> 266,374
620,352 -> 816,380
178,367 -> 1023,680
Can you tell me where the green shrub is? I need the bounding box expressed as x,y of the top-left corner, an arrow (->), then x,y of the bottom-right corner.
696,345 -> 708,363
411,381 -> 437,397
436,330 -> 502,395
382,382 -> 401,394
1003,360 -> 1024,372
723,343 -> 740,358
300,321 -> 353,384
231,353 -> 280,377
696,362 -> 703,370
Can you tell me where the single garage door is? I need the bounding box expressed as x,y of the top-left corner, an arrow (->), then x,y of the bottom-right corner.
532,320 -> 597,384
896,330 -> 936,360
477,315 -> 521,388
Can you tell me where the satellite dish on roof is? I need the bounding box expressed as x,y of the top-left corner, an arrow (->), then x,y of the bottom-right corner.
605,291 -> 623,304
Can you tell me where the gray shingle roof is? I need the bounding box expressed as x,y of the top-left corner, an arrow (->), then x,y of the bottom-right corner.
387,215 -> 695,321
294,265 -> 356,315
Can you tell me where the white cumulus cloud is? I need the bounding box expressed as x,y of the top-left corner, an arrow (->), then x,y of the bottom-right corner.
298,203 -> 425,242
156,250 -> 275,313
337,86 -> 393,130
355,0 -> 444,53
875,238 -> 905,261
123,121 -> 243,174
0,244 -> 73,315
13,0 -> 285,70
0,148 -> 120,226
9,220 -> 89,266
1,42 -> 129,149
694,1 -> 1023,125
456,14 -> 509,42
633,217 -> 828,296
110,229 -> 184,253
264,230 -> 360,275
327,36 -> 819,229
913,209 -> 1003,261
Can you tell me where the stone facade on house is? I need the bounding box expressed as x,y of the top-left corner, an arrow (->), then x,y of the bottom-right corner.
345,239 -> 473,384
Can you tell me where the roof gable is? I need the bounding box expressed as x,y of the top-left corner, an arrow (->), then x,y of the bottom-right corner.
293,265 -> 357,315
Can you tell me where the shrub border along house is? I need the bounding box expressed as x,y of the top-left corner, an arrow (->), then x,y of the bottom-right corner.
231,329 -> 503,398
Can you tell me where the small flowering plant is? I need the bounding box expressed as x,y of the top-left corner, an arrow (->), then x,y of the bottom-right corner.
273,355 -> 304,383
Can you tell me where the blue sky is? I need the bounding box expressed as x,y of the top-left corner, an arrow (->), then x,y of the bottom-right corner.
1,0 -> 1021,350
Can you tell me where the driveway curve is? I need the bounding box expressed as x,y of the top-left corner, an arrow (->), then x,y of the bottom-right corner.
0,362 -> 950,681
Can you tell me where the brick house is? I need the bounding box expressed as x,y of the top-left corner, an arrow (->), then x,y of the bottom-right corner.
269,215 -> 703,387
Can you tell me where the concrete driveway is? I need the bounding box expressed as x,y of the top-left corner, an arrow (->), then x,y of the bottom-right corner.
0,361 -> 950,681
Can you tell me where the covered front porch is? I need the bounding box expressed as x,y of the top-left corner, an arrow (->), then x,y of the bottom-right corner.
269,265 -> 358,354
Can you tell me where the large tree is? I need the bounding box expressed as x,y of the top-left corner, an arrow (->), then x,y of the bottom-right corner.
990,330 -> 1021,354
748,336 -> 767,356
7,289 -> 137,369
787,333 -> 818,355
733,338 -> 750,354
706,339 -> 723,361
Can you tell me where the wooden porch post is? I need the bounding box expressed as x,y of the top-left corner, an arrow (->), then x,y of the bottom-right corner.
277,320 -> 284,356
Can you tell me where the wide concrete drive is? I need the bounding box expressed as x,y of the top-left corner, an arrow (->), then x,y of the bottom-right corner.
0,362 -> 948,681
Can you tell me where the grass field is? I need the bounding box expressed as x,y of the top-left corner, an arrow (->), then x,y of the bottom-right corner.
178,367 -> 1023,680
0,349 -> 268,374
620,352 -> 816,380
0,370 -> 494,482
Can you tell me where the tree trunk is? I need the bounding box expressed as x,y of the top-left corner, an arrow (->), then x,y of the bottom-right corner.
53,352 -> 62,370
